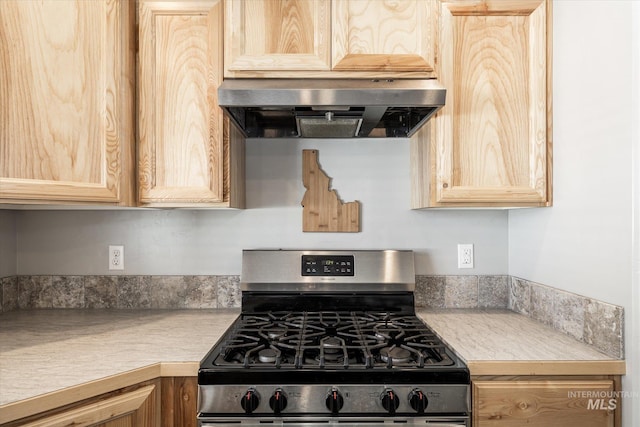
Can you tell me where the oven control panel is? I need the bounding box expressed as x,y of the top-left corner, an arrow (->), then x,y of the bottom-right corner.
301,255 -> 354,276
198,384 -> 470,417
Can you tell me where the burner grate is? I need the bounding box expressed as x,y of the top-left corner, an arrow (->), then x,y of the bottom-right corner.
214,311 -> 454,369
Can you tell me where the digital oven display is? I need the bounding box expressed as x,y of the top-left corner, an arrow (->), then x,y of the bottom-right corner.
301,255 -> 354,276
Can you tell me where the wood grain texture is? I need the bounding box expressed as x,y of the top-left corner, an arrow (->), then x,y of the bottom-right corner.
301,150 -> 360,232
411,0 -> 551,208
224,0 -> 435,78
10,383 -> 158,427
161,377 -> 198,427
0,0 -> 135,204
473,380 -> 615,427
139,0 -> 235,207
409,122 -> 433,209
224,0 -> 331,74
332,0 -> 435,71
437,0 -> 548,204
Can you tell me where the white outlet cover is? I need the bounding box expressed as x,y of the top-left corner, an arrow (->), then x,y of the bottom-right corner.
109,245 -> 124,271
457,243 -> 474,269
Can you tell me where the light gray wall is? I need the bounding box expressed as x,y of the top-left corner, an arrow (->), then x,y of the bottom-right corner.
508,1 -> 633,309
0,210 -> 17,277
509,2 -> 638,426
15,138 -> 508,276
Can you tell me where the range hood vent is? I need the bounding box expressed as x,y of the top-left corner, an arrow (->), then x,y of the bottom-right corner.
218,79 -> 445,138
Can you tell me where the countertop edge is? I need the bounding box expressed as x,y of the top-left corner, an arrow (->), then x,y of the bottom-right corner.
468,360 -> 627,376
0,362 -> 200,425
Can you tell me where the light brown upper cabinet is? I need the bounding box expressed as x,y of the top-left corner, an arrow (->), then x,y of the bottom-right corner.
0,0 -> 135,205
411,0 -> 552,208
138,0 -> 245,208
224,0 -> 437,78
332,0 -> 436,72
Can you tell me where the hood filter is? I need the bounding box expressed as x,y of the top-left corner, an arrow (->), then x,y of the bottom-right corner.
296,113 -> 363,138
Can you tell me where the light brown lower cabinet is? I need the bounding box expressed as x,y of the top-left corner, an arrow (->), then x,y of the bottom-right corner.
3,380 -> 160,427
161,377 -> 198,427
473,377 -> 620,427
2,377 -> 200,427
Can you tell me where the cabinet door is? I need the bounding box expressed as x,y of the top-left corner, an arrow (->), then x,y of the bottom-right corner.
14,383 -> 159,427
412,0 -> 551,208
0,0 -> 135,205
224,0 -> 331,75
473,380 -> 615,427
161,377 -> 198,427
332,0 -> 436,72
139,0 -> 235,207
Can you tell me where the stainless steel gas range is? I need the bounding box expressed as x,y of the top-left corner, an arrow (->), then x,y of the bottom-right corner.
198,250 -> 470,427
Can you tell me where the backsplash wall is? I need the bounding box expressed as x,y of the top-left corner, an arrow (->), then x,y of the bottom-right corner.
0,274 -> 623,359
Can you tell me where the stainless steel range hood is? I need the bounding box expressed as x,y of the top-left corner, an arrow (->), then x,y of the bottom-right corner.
218,79 -> 445,138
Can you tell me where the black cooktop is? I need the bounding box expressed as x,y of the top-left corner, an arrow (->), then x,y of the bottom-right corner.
199,308 -> 469,385
214,311 -> 454,369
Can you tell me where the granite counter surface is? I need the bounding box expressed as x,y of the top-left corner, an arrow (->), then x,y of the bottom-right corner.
0,309 -> 625,423
0,310 -> 239,412
417,309 -> 625,376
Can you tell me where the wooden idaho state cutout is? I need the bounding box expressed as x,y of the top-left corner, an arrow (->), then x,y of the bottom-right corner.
301,149 -> 361,232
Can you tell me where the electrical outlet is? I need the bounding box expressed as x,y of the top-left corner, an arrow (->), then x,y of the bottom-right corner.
457,244 -> 474,269
109,245 -> 124,271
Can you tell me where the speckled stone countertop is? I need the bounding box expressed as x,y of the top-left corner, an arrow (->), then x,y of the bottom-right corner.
0,309 -> 239,422
417,309 -> 625,376
0,308 -> 625,424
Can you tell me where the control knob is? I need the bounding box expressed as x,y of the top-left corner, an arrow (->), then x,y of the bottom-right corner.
241,388 -> 260,414
269,388 -> 288,415
381,389 -> 400,415
409,389 -> 429,414
325,387 -> 344,415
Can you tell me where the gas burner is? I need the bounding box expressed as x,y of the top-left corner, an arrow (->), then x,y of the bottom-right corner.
380,346 -> 412,364
316,352 -> 345,364
374,323 -> 405,340
258,348 -> 278,363
263,327 -> 287,340
321,336 -> 343,350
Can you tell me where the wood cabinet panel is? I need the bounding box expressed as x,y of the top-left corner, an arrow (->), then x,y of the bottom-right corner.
224,0 -> 436,78
437,0 -> 549,205
0,0 -> 135,205
161,377 -> 198,427
332,0 -> 436,72
7,382 -> 159,427
473,379 -> 615,427
139,0 -> 244,207
411,0 -> 552,208
224,0 -> 331,74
